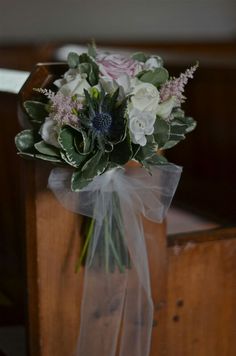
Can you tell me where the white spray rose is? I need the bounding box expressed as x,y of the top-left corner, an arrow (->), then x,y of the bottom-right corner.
128,108 -> 156,146
156,96 -> 177,119
54,69 -> 91,96
40,118 -> 60,148
130,82 -> 160,114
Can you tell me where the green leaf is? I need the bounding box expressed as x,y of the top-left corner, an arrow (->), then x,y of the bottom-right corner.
34,141 -> 61,157
139,67 -> 169,87
79,53 -> 99,86
146,154 -> 168,165
15,129 -> 40,153
74,130 -> 91,155
87,43 -> 97,58
136,135 -> 157,162
71,171 -> 93,191
153,117 -> 170,149
182,116 -> 197,133
58,126 -> 87,167
24,101 -> 48,124
17,152 -> 34,159
110,132 -> 132,165
162,119 -> 188,149
81,151 -> 108,178
71,151 -> 109,191
67,52 -> 80,68
35,154 -> 63,163
132,52 -> 148,62
18,152 -> 64,163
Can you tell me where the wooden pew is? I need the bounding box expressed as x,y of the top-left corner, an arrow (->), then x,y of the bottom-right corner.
0,42 -> 236,354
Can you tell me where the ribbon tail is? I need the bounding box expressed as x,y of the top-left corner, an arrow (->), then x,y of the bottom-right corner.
118,204 -> 153,356
75,193 -> 128,356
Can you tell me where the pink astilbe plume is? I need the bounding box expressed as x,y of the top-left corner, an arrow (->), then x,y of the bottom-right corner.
160,63 -> 198,106
35,88 -> 83,126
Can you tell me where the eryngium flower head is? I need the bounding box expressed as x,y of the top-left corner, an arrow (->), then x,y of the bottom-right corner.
81,88 -> 127,152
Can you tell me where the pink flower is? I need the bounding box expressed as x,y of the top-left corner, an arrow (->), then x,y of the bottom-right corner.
96,53 -> 142,80
160,63 -> 198,106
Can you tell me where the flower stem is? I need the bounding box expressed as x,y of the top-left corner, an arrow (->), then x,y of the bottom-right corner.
104,214 -> 110,273
109,236 -> 125,273
75,218 -> 95,273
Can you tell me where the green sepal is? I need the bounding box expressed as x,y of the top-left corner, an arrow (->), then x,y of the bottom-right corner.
24,101 -> 48,124
67,52 -> 80,68
15,129 -> 40,153
138,67 -> 169,87
34,141 -> 61,157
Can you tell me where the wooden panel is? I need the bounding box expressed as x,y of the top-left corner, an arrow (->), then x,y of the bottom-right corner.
24,161 -> 167,356
167,235 -> 236,356
24,162 -> 84,355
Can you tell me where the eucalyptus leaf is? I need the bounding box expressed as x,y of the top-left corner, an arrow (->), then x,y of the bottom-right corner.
87,43 -> 97,58
15,129 -> 40,153
139,67 -> 169,87
132,52 -> 148,62
24,101 -> 48,124
34,141 -> 61,157
79,53 -> 99,86
67,52 -> 80,68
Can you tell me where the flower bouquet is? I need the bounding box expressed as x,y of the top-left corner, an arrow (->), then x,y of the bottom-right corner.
15,44 -> 197,356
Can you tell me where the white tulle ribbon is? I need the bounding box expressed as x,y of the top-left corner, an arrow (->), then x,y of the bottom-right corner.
48,164 -> 182,356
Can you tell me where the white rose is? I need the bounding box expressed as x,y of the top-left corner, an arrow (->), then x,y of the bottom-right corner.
128,108 -> 156,146
54,69 -> 91,97
54,68 -> 79,88
40,118 -> 60,148
130,82 -> 160,114
156,96 -> 177,119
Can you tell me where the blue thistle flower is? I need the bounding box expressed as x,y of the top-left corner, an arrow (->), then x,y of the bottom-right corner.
81,88 -> 127,152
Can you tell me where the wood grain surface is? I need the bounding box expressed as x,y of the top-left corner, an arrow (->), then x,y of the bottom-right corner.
24,162 -> 236,356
